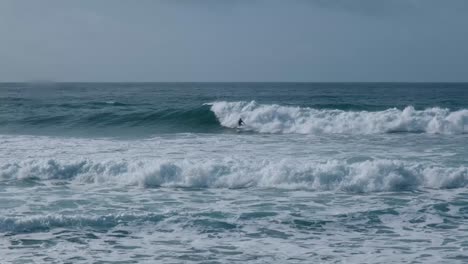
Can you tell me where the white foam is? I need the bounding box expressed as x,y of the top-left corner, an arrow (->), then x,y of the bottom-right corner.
210,101 -> 468,134
0,212 -> 164,233
2,158 -> 466,192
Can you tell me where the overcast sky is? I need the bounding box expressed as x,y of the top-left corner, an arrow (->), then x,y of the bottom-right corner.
1,0 -> 467,82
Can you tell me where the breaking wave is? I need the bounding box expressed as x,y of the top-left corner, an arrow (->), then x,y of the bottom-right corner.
0,212 -> 165,233
1,158 -> 466,192
3,98 -> 467,135
209,101 -> 468,134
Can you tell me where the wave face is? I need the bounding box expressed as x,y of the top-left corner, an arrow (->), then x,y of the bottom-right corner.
0,104 -> 220,134
2,158 -> 467,192
210,101 -> 468,134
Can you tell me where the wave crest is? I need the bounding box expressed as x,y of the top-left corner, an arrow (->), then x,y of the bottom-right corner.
209,101 -> 468,134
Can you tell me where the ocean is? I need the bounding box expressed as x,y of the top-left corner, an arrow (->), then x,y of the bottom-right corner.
0,82 -> 467,263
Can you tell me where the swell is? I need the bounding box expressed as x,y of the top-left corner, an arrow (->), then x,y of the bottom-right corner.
210,101 -> 468,134
2,104 -> 220,133
75,106 -> 218,128
1,158 -> 467,192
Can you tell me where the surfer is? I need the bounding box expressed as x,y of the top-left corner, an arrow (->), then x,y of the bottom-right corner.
238,118 -> 245,127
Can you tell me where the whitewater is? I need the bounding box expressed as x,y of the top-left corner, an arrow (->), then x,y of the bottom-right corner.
1,83 -> 467,263
210,101 -> 468,134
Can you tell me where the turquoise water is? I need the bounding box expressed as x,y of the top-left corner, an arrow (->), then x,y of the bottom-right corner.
0,83 -> 467,263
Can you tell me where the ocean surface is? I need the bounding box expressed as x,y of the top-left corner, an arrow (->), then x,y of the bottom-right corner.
0,82 -> 467,263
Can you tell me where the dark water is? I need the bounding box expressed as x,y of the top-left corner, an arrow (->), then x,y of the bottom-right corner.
0,83 -> 467,263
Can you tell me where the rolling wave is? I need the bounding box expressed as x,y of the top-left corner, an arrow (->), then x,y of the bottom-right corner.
5,105 -> 220,132
209,101 -> 468,134
3,99 -> 468,135
2,158 -> 466,192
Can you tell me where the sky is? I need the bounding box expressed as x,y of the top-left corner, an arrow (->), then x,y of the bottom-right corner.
1,0 -> 468,82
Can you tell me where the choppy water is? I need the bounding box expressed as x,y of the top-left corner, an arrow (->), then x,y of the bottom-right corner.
0,83 -> 467,263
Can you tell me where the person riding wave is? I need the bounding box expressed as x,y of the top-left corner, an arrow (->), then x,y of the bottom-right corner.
238,118 -> 245,127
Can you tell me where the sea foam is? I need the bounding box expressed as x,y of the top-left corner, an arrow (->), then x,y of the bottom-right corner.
1,158 -> 466,192
0,212 -> 165,233
209,101 -> 468,134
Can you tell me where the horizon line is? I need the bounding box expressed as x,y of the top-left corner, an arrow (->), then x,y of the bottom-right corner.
1,81 -> 468,84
